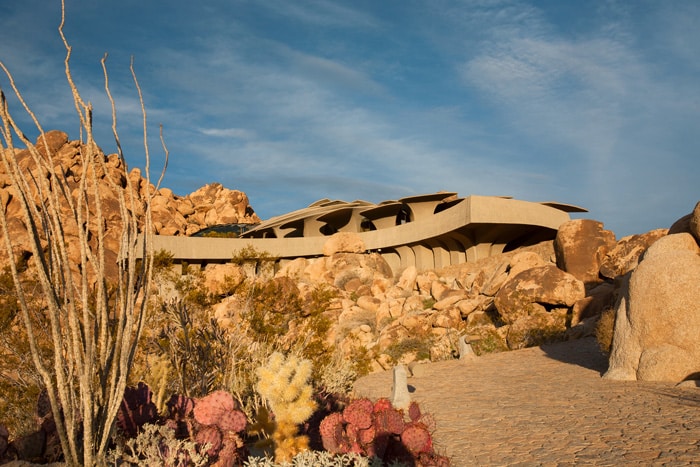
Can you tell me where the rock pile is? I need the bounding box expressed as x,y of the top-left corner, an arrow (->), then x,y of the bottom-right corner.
605,202 -> 700,382
204,217 -> 673,373
0,130 -> 259,273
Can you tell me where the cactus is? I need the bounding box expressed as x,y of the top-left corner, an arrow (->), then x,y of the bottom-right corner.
342,398 -> 373,429
408,401 -> 422,423
213,431 -> 248,467
400,423 -> 432,455
193,390 -> 247,432
167,393 -> 195,420
319,398 -> 447,465
255,352 -> 317,462
195,425 -> 223,457
318,412 -> 345,453
373,397 -> 393,413
373,405 -> 405,435
117,382 -> 159,438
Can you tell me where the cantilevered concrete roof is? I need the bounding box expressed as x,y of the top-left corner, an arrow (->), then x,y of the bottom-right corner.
149,192 -> 585,274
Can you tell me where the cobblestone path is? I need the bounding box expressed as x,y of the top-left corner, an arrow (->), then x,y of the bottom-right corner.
353,337 -> 700,466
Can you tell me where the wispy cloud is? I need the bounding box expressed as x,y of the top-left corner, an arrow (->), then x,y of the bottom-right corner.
256,0 -> 380,29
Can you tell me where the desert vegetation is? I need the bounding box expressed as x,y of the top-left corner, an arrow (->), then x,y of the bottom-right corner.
0,2 -> 450,465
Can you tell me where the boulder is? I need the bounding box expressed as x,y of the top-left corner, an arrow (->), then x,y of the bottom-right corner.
396,265 -> 417,291
322,232 -> 366,255
505,310 -> 567,350
599,229 -> 667,279
36,130 -> 68,156
494,264 -> 585,325
570,281 -> 615,326
554,219 -> 616,286
669,201 -> 700,244
203,263 -> 246,296
604,233 -> 700,382
507,251 -> 547,281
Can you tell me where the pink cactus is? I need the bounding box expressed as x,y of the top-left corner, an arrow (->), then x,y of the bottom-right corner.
400,423 -> 433,455
195,425 -> 223,457
117,382 -> 159,438
213,431 -> 248,467
373,398 -> 393,413
342,398 -> 373,429
373,407 -> 405,435
408,401 -> 422,422
319,412 -> 345,453
193,390 -> 247,432
167,394 -> 195,420
358,425 -> 376,445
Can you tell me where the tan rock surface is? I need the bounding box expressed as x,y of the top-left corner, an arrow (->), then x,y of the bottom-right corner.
554,219 -> 616,286
494,265 -> 585,325
599,228 -> 667,279
605,233 -> 700,382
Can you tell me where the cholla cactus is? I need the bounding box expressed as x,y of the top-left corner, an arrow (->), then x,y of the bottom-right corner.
255,352 -> 317,462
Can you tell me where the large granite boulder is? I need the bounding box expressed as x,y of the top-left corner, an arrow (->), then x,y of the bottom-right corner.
494,265 -> 586,324
598,229 -> 668,280
669,201 -> 700,244
604,233 -> 700,382
554,219 -> 616,286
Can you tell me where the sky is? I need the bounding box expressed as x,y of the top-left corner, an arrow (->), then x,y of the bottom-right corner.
0,0 -> 698,238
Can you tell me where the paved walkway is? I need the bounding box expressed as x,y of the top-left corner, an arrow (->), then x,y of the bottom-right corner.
353,337 -> 700,466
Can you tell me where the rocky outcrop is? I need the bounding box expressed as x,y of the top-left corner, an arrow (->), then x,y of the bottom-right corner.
598,229 -> 667,279
0,131 -> 259,274
604,233 -> 700,382
554,219 -> 616,287
151,183 -> 259,236
494,265 -> 585,349
208,239 -> 608,371
669,201 -> 700,244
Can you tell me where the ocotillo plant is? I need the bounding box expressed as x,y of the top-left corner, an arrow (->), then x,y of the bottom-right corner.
0,0 -> 165,464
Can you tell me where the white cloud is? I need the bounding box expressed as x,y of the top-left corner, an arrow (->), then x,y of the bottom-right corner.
199,127 -> 257,140
257,0 -> 380,29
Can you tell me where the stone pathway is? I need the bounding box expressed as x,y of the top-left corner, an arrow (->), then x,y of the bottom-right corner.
353,338 -> 700,466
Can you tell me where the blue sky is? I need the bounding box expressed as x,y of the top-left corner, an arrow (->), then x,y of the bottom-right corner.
1,0 -> 698,237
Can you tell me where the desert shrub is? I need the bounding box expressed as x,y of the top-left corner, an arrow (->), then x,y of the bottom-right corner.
470,329 -> 508,355
523,324 -> 567,347
232,245 -> 277,277
107,423 -> 210,466
242,276 -> 303,337
596,307 -> 616,356
0,267 -> 54,437
244,451 -> 391,466
385,337 -> 433,364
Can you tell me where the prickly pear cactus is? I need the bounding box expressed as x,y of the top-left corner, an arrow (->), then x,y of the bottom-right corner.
400,423 -> 432,455
342,398 -> 373,429
319,398 -> 448,465
117,382 -> 159,438
195,425 -> 223,457
193,390 -> 247,432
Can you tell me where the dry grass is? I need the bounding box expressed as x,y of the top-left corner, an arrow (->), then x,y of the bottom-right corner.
595,307 -> 617,355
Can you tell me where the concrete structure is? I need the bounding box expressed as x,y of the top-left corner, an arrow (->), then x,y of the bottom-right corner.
148,192 -> 586,274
